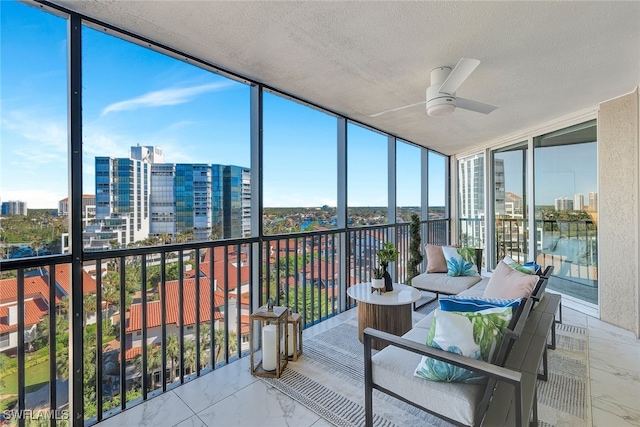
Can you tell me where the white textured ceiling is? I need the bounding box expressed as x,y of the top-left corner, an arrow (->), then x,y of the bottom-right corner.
49,0 -> 640,155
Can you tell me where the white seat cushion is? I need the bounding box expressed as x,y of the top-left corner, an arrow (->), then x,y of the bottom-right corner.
412,272 -> 482,295
371,327 -> 485,426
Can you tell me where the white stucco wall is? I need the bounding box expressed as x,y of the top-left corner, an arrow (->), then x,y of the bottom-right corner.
598,88 -> 640,337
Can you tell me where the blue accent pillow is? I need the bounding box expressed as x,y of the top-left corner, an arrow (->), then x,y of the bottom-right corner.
439,296 -> 522,312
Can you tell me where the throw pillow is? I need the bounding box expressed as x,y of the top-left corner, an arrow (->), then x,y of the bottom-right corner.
502,255 -> 534,274
483,261 -> 538,299
425,244 -> 448,273
442,246 -> 478,277
413,305 -> 514,383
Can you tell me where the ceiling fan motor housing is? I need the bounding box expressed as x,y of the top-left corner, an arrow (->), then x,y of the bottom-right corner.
426,66 -> 456,116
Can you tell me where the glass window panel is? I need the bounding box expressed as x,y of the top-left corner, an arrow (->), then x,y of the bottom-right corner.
534,120 -> 598,305
428,152 -> 447,219
347,123 -> 388,226
262,92 -> 337,234
492,142 -> 528,267
396,141 -> 421,222
458,153 -> 485,251
1,1 -> 68,257
82,25 -> 250,249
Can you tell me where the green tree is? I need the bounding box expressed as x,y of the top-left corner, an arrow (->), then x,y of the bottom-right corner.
407,214 -> 423,285
165,335 -> 180,383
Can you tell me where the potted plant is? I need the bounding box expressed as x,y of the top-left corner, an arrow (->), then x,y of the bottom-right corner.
371,265 -> 386,293
377,241 -> 399,292
407,214 -> 423,285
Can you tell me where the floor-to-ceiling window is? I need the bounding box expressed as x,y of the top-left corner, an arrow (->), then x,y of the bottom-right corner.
492,142 -> 528,267
396,141 -> 421,223
458,153 -> 485,264
262,93 -> 337,234
534,120 -> 598,307
0,0 -> 69,418
346,123 -> 388,225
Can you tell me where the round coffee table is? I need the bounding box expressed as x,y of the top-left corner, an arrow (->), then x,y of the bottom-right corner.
347,283 -> 421,350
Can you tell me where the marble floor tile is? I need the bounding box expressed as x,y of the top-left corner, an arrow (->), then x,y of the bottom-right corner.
196,380 -> 321,427
98,391 -> 194,427
592,397 -> 640,427
173,356 -> 258,413
173,414 -> 207,427
561,306 -> 588,327
589,336 -> 640,373
590,364 -> 640,411
587,316 -> 640,344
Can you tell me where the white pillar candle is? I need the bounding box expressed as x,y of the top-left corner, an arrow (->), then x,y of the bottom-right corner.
262,324 -> 277,371
287,323 -> 294,356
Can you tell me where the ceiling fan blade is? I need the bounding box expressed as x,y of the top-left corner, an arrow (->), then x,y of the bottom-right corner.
438,58 -> 481,95
369,100 -> 426,117
456,97 -> 498,114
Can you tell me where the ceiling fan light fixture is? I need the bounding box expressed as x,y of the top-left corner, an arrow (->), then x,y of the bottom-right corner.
427,102 -> 455,117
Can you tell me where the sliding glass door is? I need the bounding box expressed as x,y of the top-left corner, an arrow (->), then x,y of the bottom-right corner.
534,120 -> 598,306
492,142 -> 528,268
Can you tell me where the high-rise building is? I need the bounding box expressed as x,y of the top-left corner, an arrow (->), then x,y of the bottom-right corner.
150,163 -> 176,237
554,197 -> 574,211
574,193 -> 584,211
212,165 -> 251,239
458,155 -> 485,247
131,145 -> 164,164
85,155 -> 152,249
1,200 -> 27,215
588,192 -> 598,212
58,195 -> 96,217
84,146 -> 251,248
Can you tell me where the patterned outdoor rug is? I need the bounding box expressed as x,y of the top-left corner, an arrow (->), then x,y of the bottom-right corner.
261,310 -> 590,427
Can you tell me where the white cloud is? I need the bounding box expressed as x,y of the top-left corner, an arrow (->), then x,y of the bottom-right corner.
100,81 -> 236,116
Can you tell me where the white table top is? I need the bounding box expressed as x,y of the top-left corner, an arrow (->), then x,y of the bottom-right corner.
346,283 -> 422,306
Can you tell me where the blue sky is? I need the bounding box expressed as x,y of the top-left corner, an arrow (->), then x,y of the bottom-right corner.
1,1 -> 442,210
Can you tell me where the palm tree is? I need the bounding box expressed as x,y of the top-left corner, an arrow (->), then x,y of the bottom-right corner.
183,340 -> 197,375
199,323 -> 212,369
142,344 -> 162,391
214,329 -> 238,363
165,335 -> 180,383
83,293 -> 97,328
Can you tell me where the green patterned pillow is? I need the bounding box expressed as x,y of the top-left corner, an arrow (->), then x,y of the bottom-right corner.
503,255 -> 534,274
413,306 -> 514,384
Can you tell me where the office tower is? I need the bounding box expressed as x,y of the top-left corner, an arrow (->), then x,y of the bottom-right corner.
1,200 -> 27,215
150,163 -> 177,236
458,155 -> 485,246
58,195 -> 96,217
588,192 -> 598,212
554,197 -> 573,211
131,145 -> 164,164
574,193 -> 584,211
175,164 -> 214,240
212,165 -> 251,239
87,155 -> 152,248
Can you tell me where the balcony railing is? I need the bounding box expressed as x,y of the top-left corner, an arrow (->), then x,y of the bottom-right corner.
0,219 -> 448,426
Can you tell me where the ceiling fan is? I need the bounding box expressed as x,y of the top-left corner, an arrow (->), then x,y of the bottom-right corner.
371,58 -> 497,118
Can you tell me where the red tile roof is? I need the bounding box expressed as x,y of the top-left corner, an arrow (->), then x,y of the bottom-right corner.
184,260 -> 250,291
45,264 -> 97,295
126,278 -> 225,333
0,276 -> 59,305
0,297 -> 49,333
